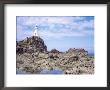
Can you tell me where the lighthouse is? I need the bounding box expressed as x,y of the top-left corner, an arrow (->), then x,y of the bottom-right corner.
34,25 -> 39,36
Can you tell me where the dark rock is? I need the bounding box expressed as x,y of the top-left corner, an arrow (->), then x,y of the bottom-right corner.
69,56 -> 79,61
16,36 -> 47,54
50,49 -> 60,53
48,53 -> 59,59
16,60 -> 24,64
16,47 -> 24,54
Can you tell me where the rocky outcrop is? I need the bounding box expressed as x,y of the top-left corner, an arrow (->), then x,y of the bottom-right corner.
16,36 -> 47,54
50,49 -> 60,53
16,36 -> 94,75
67,48 -> 88,57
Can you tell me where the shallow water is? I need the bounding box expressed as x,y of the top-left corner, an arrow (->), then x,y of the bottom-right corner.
16,68 -> 64,74
40,68 -> 64,74
16,69 -> 27,74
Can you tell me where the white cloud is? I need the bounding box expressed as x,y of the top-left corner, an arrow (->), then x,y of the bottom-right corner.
39,29 -> 85,39
16,16 -> 94,40
69,19 -> 94,31
17,16 -> 86,26
78,20 -> 94,30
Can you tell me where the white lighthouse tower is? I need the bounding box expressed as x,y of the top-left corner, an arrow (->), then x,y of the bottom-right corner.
34,24 -> 39,36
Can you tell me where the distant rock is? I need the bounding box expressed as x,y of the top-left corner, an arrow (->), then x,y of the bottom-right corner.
67,48 -> 88,57
50,49 -> 60,53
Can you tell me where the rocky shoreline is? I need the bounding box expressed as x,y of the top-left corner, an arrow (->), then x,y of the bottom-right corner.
16,36 -> 94,74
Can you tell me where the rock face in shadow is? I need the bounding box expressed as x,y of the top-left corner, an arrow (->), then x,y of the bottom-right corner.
16,36 -> 47,54
50,49 -> 61,53
16,36 -> 94,75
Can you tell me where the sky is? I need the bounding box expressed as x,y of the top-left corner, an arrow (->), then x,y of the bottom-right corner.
16,16 -> 94,53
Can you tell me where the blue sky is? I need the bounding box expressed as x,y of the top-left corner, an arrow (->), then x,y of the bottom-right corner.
16,16 -> 94,53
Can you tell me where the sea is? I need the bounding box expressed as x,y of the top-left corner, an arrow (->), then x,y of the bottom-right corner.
88,53 -> 94,57
16,69 -> 64,74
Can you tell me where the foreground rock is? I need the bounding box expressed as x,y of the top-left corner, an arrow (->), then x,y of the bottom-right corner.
16,36 -> 94,74
16,49 -> 94,74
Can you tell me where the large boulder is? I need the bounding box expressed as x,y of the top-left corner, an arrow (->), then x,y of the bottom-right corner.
50,49 -> 60,53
